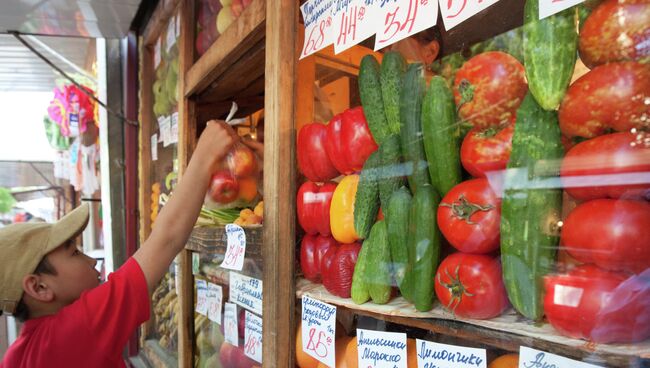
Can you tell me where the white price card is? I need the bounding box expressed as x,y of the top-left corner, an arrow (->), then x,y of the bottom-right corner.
416,339 -> 487,368
244,311 -> 263,363
195,279 -> 208,316
539,0 -> 584,20
439,0 -> 501,31
151,134 -> 158,161
301,296 -> 337,367
161,115 -> 172,147
333,0 -> 379,54
519,347 -> 603,368
300,0 -> 337,59
229,272 -> 263,315
374,0 -> 439,51
220,224 -> 246,271
224,302 -> 239,346
166,15 -> 177,53
207,282 -> 223,323
154,37 -> 162,68
357,329 -> 407,368
170,112 -> 179,144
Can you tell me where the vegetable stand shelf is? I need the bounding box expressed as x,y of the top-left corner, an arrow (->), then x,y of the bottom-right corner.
186,226 -> 263,264
296,278 -> 650,367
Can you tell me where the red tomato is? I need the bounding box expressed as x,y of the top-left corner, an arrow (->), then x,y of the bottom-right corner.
435,253 -> 509,319
579,0 -> 650,68
300,234 -> 339,283
460,122 -> 514,178
297,181 -> 337,235
544,265 -> 650,343
453,51 -> 528,128
558,62 -> 650,139
438,178 -> 501,254
561,132 -> 650,201
561,199 -> 650,273
297,123 -> 340,182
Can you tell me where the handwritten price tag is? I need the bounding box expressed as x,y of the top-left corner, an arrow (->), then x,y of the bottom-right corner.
151,134 -> 158,161
300,0 -> 336,59
224,302 -> 239,346
170,112 -> 179,144
374,0 -> 439,51
539,0 -> 584,19
356,329 -> 407,368
207,282 -> 223,323
333,0 -> 379,54
416,340 -> 486,368
301,296 -> 337,367
519,347 -> 602,368
244,311 -> 263,363
439,0 -> 501,31
220,224 -> 246,271
229,272 -> 263,315
195,279 -> 208,316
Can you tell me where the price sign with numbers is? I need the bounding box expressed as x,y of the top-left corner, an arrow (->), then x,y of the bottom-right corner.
195,279 -> 208,316
229,272 -> 263,315
519,347 -> 602,368
207,283 -> 223,323
374,0 -> 439,51
416,340 -> 487,368
220,224 -> 246,271
300,0 -> 337,59
333,0 -> 379,54
539,0 -> 584,19
301,296 -> 337,367
244,311 -> 263,363
439,0 -> 501,31
357,329 -> 407,368
224,302 -> 239,346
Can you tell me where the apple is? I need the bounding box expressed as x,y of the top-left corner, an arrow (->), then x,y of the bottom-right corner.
209,171 -> 239,203
230,345 -> 257,368
216,7 -> 234,34
226,145 -> 257,178
197,3 -> 213,28
219,342 -> 236,366
230,0 -> 245,17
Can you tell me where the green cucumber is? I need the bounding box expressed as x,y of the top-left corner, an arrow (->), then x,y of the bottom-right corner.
359,55 -> 390,145
422,76 -> 462,197
365,220 -> 392,304
351,238 -> 371,305
354,151 -> 381,239
400,63 -> 430,192
380,51 -> 406,136
523,0 -> 578,110
378,135 -> 406,211
500,93 -> 564,321
386,186 -> 412,301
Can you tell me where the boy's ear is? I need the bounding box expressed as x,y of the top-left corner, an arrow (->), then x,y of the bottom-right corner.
22,274 -> 55,303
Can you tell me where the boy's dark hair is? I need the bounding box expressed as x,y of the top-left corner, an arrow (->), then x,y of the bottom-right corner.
12,256 -> 58,322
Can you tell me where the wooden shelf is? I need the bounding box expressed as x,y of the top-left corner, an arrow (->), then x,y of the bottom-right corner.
186,225 -> 263,262
296,278 -> 650,367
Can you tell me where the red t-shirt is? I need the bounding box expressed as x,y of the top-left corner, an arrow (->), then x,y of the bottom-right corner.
1,258 -> 150,368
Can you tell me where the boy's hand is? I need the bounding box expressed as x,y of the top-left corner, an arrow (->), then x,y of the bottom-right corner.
192,120 -> 238,173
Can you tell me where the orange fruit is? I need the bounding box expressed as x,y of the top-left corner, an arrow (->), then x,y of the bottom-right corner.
407,338 -> 418,367
489,353 -> 519,368
238,177 -> 258,202
344,336 -> 358,368
296,322 -> 320,368
316,336 -> 351,368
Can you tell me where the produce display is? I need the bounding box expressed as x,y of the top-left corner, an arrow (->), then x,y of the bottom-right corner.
153,33 -> 180,119
151,273 -> 179,353
195,0 -> 253,57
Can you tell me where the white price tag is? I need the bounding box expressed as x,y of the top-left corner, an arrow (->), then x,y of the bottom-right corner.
224,302 -> 239,346
207,282 -> 223,323
539,0 -> 584,19
195,279 -> 208,316
357,329 -> 408,368
166,16 -> 177,53
439,0 -> 501,31
301,296 -> 337,367
244,311 -> 263,363
416,339 -> 487,368
300,0 -> 337,59
220,224 -> 247,271
170,112 -> 179,144
519,347 -> 603,368
154,37 -> 162,68
229,272 -> 263,315
333,0 -> 379,54
374,0 -> 439,51
151,134 -> 158,161
161,115 -> 172,147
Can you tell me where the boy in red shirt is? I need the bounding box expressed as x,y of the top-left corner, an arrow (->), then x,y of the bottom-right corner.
0,121 -> 238,367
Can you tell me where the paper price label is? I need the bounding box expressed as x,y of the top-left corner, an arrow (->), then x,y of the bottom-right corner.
195,279 -> 208,316
374,0 -> 439,51
166,16 -> 177,53
301,296 -> 337,367
416,340 -> 487,368
357,329 -> 407,368
161,115 -> 172,147
224,302 -> 239,346
207,283 -> 223,323
170,112 -> 179,144
439,0 -> 501,31
229,272 -> 263,315
300,0 -> 337,59
539,0 -> 584,19
519,347 -> 603,368
221,224 -> 246,271
244,311 -> 263,363
151,134 -> 158,161
333,0 -> 379,54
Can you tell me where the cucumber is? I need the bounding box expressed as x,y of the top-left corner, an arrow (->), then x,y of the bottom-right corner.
386,186 -> 412,301
381,51 -> 406,136
354,151 -> 381,239
400,63 -> 430,192
500,93 -> 564,321
365,220 -> 392,304
359,55 -> 390,145
351,238 -> 371,305
422,76 -> 462,197
409,184 -> 441,312
378,135 -> 406,211
523,0 -> 578,110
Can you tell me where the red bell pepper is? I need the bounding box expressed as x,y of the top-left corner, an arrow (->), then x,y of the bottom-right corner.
321,242 -> 361,298
325,107 -> 378,175
300,234 -> 339,283
297,123 -> 339,182
297,181 -> 337,235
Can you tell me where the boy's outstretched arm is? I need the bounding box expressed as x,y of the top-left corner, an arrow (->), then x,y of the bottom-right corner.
134,120 -> 238,293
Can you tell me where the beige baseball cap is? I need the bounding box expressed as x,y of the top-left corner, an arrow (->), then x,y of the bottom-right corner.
0,204 -> 89,314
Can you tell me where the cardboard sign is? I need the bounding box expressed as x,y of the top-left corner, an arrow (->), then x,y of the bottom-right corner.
301,296 -> 337,367
439,0 -> 501,30
195,279 -> 208,316
221,224 -> 246,271
229,272 -> 263,315
244,311 -> 263,363
356,329 -> 408,368
207,282 -> 223,323
300,0 -> 337,59
416,339 -> 487,368
374,0 -> 439,51
224,302 -> 239,346
151,134 -> 158,161
539,0 -> 584,19
519,347 -> 603,368
333,0 -> 380,54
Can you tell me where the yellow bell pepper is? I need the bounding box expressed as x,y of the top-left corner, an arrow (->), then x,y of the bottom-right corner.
330,175 -> 360,244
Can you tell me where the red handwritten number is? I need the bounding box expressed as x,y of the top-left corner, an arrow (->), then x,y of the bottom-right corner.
337,7 -> 358,46
303,18 -> 331,56
379,0 -> 418,44
245,336 -> 258,355
224,245 -> 243,266
305,328 -> 329,358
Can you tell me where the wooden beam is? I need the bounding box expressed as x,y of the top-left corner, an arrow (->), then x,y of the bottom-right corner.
143,0 -> 183,47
